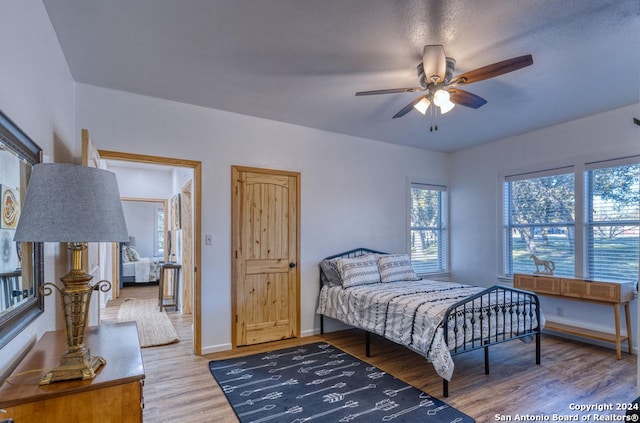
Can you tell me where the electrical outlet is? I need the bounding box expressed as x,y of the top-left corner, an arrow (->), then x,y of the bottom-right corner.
205,234 -> 213,245
556,306 -> 564,317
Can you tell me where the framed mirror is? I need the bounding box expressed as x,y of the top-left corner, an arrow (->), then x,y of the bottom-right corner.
0,109 -> 43,349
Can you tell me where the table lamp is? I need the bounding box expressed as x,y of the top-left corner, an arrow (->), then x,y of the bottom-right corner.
14,163 -> 129,384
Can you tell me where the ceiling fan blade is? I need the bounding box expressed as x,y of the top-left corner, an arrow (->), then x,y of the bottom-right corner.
392,96 -> 426,119
422,45 -> 447,83
448,88 -> 487,109
450,54 -> 533,85
356,87 -> 424,96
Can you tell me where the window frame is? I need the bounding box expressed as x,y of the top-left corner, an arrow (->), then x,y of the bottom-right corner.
499,155 -> 639,282
154,206 -> 165,258
407,178 -> 449,276
583,156 -> 639,282
502,166 -> 576,277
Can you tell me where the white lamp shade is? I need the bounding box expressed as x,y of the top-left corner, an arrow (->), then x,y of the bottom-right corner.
439,100 -> 456,114
413,97 -> 431,115
433,89 -> 451,107
13,163 -> 129,243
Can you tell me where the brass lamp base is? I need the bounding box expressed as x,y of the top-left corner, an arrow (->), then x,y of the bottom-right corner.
39,242 -> 112,385
40,347 -> 106,385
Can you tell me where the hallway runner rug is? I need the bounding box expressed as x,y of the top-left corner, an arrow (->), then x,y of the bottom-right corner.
116,298 -> 179,347
209,342 -> 475,423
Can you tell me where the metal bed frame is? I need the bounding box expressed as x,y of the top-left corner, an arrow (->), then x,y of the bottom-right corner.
318,247 -> 542,397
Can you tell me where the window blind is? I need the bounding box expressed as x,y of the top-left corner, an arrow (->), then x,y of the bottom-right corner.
585,161 -> 639,281
410,183 -> 447,274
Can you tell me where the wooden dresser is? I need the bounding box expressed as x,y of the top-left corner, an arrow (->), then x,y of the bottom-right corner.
513,273 -> 634,359
0,322 -> 145,422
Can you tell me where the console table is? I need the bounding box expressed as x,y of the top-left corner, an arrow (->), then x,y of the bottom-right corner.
0,322 -> 145,422
513,273 -> 634,359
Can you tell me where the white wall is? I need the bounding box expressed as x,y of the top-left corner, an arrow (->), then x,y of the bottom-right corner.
450,103 -> 640,350
121,201 -> 161,258
75,83 -> 451,353
0,0 -> 75,375
108,165 -> 174,199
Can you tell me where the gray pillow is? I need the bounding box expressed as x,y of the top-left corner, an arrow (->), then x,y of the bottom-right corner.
320,258 -> 342,287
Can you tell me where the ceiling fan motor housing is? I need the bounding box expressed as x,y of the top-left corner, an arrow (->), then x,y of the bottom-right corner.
444,57 -> 456,84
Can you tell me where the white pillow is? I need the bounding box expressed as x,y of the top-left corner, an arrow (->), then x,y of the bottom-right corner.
377,254 -> 420,283
337,254 -> 381,288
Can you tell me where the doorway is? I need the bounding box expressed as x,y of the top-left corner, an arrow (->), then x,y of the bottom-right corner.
99,150 -> 203,355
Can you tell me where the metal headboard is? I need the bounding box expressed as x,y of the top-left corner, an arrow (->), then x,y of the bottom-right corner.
318,248 -> 386,334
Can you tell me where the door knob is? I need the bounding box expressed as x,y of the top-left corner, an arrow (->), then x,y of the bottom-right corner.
289,262 -> 297,268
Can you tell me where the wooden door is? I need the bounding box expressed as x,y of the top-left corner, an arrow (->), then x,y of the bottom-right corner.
232,166 -> 300,347
181,180 -> 194,315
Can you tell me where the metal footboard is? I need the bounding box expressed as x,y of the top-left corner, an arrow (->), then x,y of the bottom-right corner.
441,285 -> 542,397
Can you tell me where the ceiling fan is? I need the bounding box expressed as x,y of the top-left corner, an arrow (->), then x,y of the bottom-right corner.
356,45 -> 533,119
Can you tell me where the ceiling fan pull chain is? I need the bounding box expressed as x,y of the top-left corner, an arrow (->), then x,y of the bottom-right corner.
429,104 -> 435,132
434,106 -> 439,131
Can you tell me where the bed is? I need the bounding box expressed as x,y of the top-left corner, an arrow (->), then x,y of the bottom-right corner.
119,243 -> 161,285
316,248 -> 543,397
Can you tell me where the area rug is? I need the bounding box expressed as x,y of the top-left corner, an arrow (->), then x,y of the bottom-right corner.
116,298 -> 179,347
209,342 -> 475,423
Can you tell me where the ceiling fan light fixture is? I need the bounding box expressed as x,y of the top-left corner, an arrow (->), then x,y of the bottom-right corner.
439,100 -> 455,114
433,89 -> 455,114
433,89 -> 450,107
413,97 -> 431,115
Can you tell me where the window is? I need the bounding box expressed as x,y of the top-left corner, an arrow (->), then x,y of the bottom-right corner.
503,157 -> 639,283
409,183 -> 448,274
585,160 -> 639,282
154,207 -> 165,257
503,168 -> 575,276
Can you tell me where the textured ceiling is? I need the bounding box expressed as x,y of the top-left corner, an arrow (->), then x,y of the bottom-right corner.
43,0 -> 640,152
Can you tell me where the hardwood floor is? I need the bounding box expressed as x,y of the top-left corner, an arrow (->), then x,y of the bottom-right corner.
104,286 -> 637,422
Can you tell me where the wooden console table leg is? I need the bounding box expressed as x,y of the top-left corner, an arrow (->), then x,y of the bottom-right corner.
625,302 -> 633,355
614,304 -> 622,360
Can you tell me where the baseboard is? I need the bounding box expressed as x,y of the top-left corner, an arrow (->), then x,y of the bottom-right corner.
301,328 -> 320,337
202,331 -> 330,355
201,342 -> 232,355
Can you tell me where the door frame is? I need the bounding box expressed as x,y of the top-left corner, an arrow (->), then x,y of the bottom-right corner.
180,180 -> 194,315
231,165 -> 301,348
99,150 -> 203,355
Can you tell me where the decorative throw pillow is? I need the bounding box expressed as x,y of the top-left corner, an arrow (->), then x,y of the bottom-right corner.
378,253 -> 420,283
337,254 -> 381,288
130,247 -> 141,261
125,246 -> 141,262
320,258 -> 342,287
122,248 -> 131,263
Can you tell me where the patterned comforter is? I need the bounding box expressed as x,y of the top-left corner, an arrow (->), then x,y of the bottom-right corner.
317,279 -> 543,381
